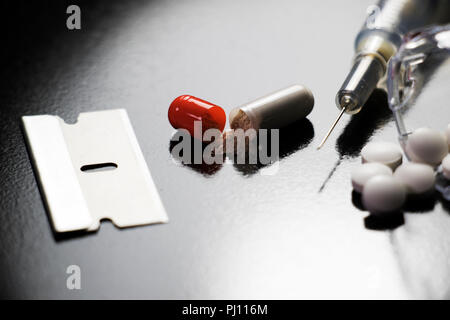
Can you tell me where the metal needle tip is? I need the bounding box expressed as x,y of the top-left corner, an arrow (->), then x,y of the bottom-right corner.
317,107 -> 347,150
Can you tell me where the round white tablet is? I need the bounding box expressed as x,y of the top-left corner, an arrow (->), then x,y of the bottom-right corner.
361,141 -> 403,170
446,124 -> 450,151
443,154 -> 450,179
393,162 -> 435,194
405,127 -> 448,166
351,163 -> 392,193
362,175 -> 406,214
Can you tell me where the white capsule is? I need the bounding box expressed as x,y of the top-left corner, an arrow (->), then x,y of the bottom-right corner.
361,141 -> 403,170
362,175 -> 406,214
393,162 -> 435,194
443,154 -> 450,180
405,127 -> 448,166
351,163 -> 392,193
229,84 -> 314,130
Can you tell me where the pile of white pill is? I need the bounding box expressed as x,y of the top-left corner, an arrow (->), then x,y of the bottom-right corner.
351,126 -> 450,215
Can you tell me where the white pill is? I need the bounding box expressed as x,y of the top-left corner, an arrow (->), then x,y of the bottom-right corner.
361,141 -> 403,170
351,163 -> 392,193
443,154 -> 450,179
446,124 -> 450,151
393,162 -> 435,194
405,127 -> 448,166
362,175 -> 406,214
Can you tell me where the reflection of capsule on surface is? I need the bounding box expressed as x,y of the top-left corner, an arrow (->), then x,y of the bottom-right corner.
168,95 -> 226,139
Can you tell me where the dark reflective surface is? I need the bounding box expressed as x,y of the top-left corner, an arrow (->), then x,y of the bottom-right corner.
233,118 -> 314,176
336,89 -> 392,158
169,131 -> 223,176
403,192 -> 437,213
351,190 -> 365,212
364,212 -> 405,231
319,89 -> 392,192
169,118 -> 314,177
2,0 -> 450,299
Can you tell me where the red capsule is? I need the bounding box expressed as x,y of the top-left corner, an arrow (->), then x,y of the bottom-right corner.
168,95 -> 226,139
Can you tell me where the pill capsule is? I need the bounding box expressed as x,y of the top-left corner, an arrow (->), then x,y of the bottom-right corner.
361,141 -> 403,170
443,154 -> 450,179
351,163 -> 392,193
362,175 -> 406,214
229,85 -> 314,130
394,162 -> 435,194
168,95 -> 226,139
405,127 -> 448,166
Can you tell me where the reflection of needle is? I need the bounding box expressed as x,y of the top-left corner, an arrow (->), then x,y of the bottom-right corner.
317,106 -> 347,150
318,157 -> 342,192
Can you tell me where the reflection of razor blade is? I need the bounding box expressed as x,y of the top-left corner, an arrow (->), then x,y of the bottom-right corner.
22,109 -> 168,233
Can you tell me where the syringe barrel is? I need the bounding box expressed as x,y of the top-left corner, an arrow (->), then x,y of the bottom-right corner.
336,54 -> 385,114
337,0 -> 450,113
359,0 -> 449,40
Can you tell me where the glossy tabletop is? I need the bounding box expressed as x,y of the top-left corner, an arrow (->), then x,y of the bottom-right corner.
1,0 -> 450,299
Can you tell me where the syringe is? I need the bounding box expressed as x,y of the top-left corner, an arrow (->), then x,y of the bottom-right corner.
317,0 -> 450,149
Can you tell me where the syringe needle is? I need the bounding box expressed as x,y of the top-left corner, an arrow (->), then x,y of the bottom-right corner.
317,106 -> 346,150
